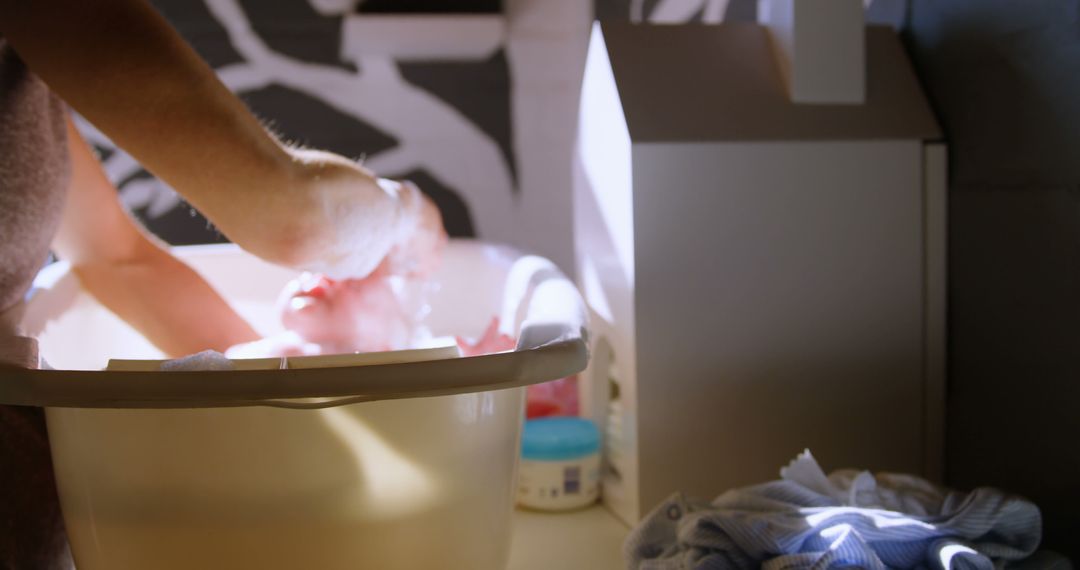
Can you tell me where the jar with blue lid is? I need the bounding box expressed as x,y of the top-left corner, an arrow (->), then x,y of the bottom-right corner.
517,417 -> 601,511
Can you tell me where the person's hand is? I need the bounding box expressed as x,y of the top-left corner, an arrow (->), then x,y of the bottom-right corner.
0,0 -> 444,282
256,149 -> 447,280
370,180 -> 448,280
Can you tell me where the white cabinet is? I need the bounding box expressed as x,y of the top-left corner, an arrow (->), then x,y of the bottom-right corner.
574,21 -> 946,525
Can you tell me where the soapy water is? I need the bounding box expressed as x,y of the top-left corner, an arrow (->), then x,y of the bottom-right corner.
226,273 -> 445,358
389,274 -> 440,346
226,271 -> 520,359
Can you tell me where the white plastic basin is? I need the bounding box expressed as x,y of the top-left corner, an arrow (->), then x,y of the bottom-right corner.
7,240 -> 588,570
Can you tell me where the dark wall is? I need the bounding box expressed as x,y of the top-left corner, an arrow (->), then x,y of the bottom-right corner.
904,0 -> 1080,558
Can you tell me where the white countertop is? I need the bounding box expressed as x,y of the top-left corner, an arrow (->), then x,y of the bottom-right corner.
508,505 -> 630,570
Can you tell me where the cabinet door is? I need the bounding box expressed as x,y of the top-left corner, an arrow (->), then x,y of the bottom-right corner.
632,140 -> 926,508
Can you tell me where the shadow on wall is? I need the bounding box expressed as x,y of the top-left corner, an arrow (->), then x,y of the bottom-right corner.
903,0 -> 1080,559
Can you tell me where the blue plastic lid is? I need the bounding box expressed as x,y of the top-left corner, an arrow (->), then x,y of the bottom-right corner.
521,417 -> 601,461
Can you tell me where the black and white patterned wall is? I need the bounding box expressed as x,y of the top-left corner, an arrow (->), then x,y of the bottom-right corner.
84,0 -> 904,271
597,0 -> 905,24
84,0 -> 589,272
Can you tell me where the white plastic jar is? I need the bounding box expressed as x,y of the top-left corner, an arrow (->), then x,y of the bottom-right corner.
517,417 -> 601,511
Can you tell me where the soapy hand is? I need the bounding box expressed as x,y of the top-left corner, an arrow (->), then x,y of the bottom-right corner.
370,181 -> 448,280
254,149 -> 447,281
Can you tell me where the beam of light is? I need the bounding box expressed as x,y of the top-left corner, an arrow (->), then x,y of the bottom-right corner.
581,254 -> 615,324
820,523 -> 854,550
939,544 -> 979,568
802,507 -> 937,531
319,407 -> 437,518
579,23 -> 635,288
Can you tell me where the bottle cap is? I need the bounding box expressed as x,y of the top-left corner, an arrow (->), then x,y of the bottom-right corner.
521,417 -> 600,461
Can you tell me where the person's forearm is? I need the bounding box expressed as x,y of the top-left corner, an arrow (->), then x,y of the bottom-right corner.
3,0 -> 433,276
0,0 -> 401,268
72,246 -> 260,358
55,115 -> 259,357
0,1 -> 287,207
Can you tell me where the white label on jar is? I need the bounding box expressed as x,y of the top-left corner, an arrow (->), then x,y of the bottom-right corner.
517,454 -> 600,511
